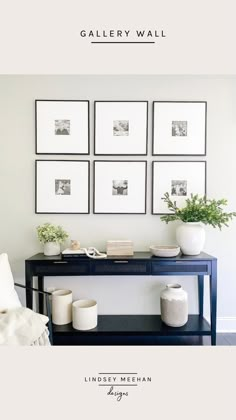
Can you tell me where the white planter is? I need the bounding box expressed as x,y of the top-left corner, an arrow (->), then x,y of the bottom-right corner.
160,284 -> 188,327
43,242 -> 61,256
72,299 -> 97,331
176,222 -> 205,256
52,289 -> 72,325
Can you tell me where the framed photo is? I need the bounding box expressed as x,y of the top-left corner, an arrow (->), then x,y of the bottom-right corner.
35,160 -> 90,214
94,161 -> 147,214
94,101 -> 148,155
152,161 -> 206,214
152,101 -> 207,156
35,100 -> 89,154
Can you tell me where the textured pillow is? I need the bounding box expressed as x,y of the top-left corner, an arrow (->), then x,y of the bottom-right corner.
0,253 -> 22,311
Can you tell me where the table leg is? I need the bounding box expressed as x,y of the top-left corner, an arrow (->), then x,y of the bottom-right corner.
38,276 -> 44,314
25,261 -> 33,309
198,275 -> 204,317
210,260 -> 217,346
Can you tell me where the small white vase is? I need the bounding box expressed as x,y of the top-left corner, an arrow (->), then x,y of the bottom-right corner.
176,222 -> 205,256
72,299 -> 97,331
160,284 -> 188,327
43,242 -> 61,256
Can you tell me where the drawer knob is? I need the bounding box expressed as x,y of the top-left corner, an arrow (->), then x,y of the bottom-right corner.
53,261 -> 68,264
114,260 -> 129,264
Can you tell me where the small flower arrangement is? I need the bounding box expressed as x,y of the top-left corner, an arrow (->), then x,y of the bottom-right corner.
37,223 -> 69,244
160,193 -> 236,229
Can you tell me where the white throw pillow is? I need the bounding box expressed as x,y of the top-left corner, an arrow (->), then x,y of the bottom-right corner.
0,253 -> 22,311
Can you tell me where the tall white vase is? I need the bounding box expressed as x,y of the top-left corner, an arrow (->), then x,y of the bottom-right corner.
52,289 -> 72,325
176,222 -> 205,256
160,284 -> 188,327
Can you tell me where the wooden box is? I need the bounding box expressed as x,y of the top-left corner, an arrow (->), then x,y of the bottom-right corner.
106,240 -> 134,256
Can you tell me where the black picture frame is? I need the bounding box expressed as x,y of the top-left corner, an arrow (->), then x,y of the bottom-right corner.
152,101 -> 207,156
93,160 -> 147,214
94,101 -> 148,156
35,160 -> 90,214
35,99 -> 90,155
152,160 -> 207,215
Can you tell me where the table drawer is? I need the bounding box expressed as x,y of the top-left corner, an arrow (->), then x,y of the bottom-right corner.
152,261 -> 210,275
33,261 -> 90,276
91,260 -> 150,275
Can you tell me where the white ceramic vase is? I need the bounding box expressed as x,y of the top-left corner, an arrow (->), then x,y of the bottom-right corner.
160,284 -> 188,327
43,242 -> 61,256
72,299 -> 97,331
176,222 -> 205,256
52,289 -> 73,325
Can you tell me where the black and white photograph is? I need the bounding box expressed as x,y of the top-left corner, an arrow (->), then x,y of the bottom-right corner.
171,180 -> 187,196
55,179 -> 71,195
94,161 -> 147,214
36,100 -> 89,154
94,101 -> 148,155
55,119 -> 70,135
112,180 -> 128,195
172,120 -> 187,137
36,160 -> 90,213
113,120 -> 129,136
152,161 -> 206,214
153,101 -> 207,155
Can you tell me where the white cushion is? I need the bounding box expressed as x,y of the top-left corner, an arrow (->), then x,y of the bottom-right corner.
0,254 -> 22,312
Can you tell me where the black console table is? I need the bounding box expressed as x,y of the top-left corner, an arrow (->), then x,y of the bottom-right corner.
25,252 -> 217,345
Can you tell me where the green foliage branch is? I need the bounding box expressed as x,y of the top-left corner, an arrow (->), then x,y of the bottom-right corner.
37,223 -> 69,243
160,193 -> 236,229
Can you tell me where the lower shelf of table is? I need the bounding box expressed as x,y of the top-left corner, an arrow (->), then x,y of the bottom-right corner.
52,315 -> 211,345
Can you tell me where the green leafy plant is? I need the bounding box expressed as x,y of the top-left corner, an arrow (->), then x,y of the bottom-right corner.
160,193 -> 236,229
37,223 -> 69,244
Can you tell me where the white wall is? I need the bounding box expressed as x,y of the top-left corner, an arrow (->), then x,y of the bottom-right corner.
0,75 -> 236,331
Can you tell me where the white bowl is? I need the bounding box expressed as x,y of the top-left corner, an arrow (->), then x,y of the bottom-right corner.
150,245 -> 180,258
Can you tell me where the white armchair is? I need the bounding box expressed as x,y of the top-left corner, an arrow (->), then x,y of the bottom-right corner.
0,254 -> 52,345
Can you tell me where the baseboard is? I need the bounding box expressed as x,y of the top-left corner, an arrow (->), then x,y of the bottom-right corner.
217,317 -> 236,332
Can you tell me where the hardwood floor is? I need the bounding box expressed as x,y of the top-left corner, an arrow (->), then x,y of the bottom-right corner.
203,334 -> 236,346
166,334 -> 236,345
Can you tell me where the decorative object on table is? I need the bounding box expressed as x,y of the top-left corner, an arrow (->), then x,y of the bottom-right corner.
94,101 -> 148,155
152,101 -> 207,156
72,299 -> 97,330
70,240 -> 81,250
160,284 -> 188,327
35,100 -> 89,154
62,248 -> 87,258
149,245 -> 180,258
62,247 -> 107,259
81,247 -> 107,259
94,160 -> 147,214
161,193 -> 236,255
37,223 -> 69,256
106,240 -> 134,256
35,160 -> 90,214
152,161 -> 206,215
52,289 -> 73,325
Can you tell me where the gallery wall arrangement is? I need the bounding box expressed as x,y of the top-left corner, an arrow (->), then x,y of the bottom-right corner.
35,160 -> 90,214
93,160 -> 147,214
94,101 -> 148,155
152,101 -> 207,156
35,100 -> 90,155
152,161 -> 207,215
34,99 -> 207,215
